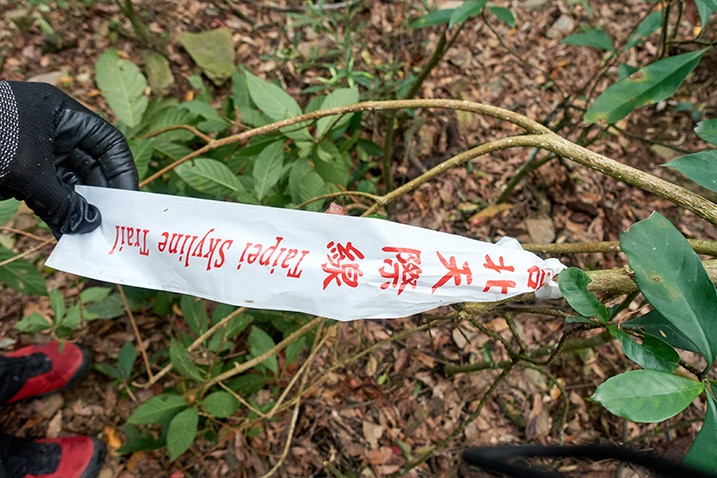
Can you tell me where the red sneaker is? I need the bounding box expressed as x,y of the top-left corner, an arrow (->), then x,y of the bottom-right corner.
1,341 -> 91,404
0,434 -> 105,478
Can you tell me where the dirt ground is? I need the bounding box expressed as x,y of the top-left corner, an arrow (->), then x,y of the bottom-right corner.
1,0 -> 716,477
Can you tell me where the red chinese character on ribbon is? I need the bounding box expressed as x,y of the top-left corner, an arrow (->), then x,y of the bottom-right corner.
526,265 -> 547,290
379,247 -> 423,295
483,254 -> 515,273
431,252 -> 472,294
483,279 -> 517,294
322,241 -> 365,290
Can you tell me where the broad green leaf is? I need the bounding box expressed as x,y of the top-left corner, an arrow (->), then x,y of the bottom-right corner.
610,326 -> 680,373
0,199 -> 19,225
409,9 -> 454,29
175,158 -> 244,198
591,370 -> 703,422
127,393 -> 188,424
178,28 -> 234,86
142,50 -> 174,95
181,295 -> 207,336
50,288 -> 66,324
663,150 -> 717,193
80,286 -> 112,303
449,0 -> 487,28
170,338 -> 206,382
225,313 -> 253,339
141,105 -> 195,142
695,118 -> 717,146
314,140 -> 351,186
562,27 -> 615,54
684,382 -> 717,472
118,340 -> 137,378
488,6 -> 515,27
624,309 -> 702,354
231,69 -> 269,127
128,138 -> 154,179
95,49 -> 148,128
288,159 -> 313,205
180,100 -> 230,133
298,170 -> 328,212
624,11 -> 662,50
247,325 -> 278,375
201,391 -> 240,418
167,407 -> 198,461
694,0 -> 717,29
620,212 -> 717,365
116,424 -> 165,455
558,267 -> 608,322
618,62 -> 639,80
244,70 -> 302,121
316,87 -> 359,138
0,246 -> 47,296
253,142 -> 285,201
585,49 -> 707,124
14,312 -> 52,333
285,335 -> 307,365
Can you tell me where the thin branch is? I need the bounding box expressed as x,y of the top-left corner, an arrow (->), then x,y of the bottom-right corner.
117,284 -> 154,382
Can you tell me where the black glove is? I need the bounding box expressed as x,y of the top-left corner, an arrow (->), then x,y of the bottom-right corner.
0,80 -> 139,235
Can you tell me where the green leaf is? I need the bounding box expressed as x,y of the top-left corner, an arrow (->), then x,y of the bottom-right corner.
610,326 -> 680,373
80,286 -> 112,303
624,11 -> 662,50
253,142 -> 285,201
201,391 -> 240,418
175,158 -> 245,198
620,212 -> 717,365
14,312 -> 52,333
0,199 -> 20,225
247,325 -> 278,375
180,100 -> 230,133
618,62 -> 639,81
142,50 -> 174,96
409,9 -> 454,29
128,393 -> 188,424
558,267 -> 608,322
316,87 -> 359,138
562,27 -> 615,54
167,407 -> 198,461
232,69 -> 269,127
624,309 -> 702,354
244,70 -> 302,121
298,170 -> 328,212
49,288 -> 66,323
488,6 -> 515,27
684,382 -> 717,472
694,0 -> 717,29
0,246 -> 47,296
178,28 -> 235,86
118,340 -> 137,378
314,140 -> 351,186
449,0 -> 487,28
181,295 -> 207,335
170,338 -> 206,382
590,370 -> 703,422
285,335 -> 307,365
95,49 -> 148,128
695,118 -> 717,146
663,150 -> 717,193
586,49 -> 706,124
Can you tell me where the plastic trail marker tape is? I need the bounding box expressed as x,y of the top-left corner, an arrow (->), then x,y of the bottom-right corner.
47,186 -> 565,321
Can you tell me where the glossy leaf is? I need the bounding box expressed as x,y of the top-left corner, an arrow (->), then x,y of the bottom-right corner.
488,6 -> 515,27
558,267 -> 608,322
201,391 -> 240,418
591,370 -> 703,422
585,49 -> 706,124
562,27 -> 615,54
175,158 -> 245,198
663,150 -> 717,193
169,338 -> 206,382
610,326 -> 679,373
0,247 -> 47,296
624,11 -> 662,50
624,309 -> 701,354
449,0 -> 487,29
684,382 -> 717,472
409,9 -> 453,29
118,341 -> 137,378
620,212 -> 717,365
95,49 -> 148,128
167,407 -> 198,461
128,393 -> 188,424
245,70 -> 302,121
695,118 -> 717,146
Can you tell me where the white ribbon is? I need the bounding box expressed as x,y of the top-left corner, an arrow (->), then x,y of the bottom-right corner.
46,186 -> 565,321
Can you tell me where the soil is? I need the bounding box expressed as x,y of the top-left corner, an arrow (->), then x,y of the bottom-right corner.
0,0 -> 716,477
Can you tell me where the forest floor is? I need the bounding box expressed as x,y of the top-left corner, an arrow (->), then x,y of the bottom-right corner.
1,0 -> 716,477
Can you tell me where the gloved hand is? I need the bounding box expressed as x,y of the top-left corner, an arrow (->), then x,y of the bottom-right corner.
0,80 -> 139,235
